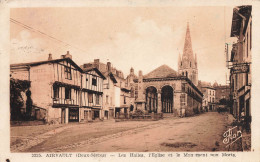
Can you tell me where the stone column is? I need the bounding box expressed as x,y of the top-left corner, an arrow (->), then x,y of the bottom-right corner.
174,93 -> 181,116
65,108 -> 69,124
127,108 -> 129,119
152,112 -> 154,119
157,90 -> 162,113
116,112 -> 119,119
99,110 -> 102,120
88,110 -> 92,121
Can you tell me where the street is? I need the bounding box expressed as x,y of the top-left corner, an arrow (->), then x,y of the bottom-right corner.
11,112 -> 235,152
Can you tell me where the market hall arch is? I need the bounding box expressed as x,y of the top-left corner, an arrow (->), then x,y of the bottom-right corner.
161,85 -> 174,113
145,86 -> 158,113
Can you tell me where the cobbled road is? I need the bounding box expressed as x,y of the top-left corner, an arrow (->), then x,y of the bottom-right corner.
11,112 -> 235,152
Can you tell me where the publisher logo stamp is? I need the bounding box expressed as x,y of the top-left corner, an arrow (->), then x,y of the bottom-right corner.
223,126 -> 242,147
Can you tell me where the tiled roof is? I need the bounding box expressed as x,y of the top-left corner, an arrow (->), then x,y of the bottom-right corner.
144,64 -> 178,79
10,58 -> 83,72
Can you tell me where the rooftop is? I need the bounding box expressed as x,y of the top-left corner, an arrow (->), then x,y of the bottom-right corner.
144,64 -> 179,79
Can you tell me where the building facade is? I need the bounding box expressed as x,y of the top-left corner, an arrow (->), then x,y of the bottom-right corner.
213,83 -> 230,102
229,6 -> 252,130
127,67 -> 202,117
10,23 -> 203,122
81,60 -> 133,119
10,52 -> 105,123
80,68 -> 105,121
126,23 -> 203,117
201,87 -> 216,111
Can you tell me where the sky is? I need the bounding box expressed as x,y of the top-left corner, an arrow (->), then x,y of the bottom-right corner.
10,7 -> 237,85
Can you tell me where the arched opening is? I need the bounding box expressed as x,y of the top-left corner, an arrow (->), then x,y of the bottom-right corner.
161,86 -> 173,113
145,86 -> 157,113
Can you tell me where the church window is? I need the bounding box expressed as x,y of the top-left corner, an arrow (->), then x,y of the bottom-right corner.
190,62 -> 191,67
182,72 -> 184,76
186,71 -> 188,77
181,83 -> 185,92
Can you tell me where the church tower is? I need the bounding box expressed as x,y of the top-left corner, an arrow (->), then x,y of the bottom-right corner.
178,22 -> 198,86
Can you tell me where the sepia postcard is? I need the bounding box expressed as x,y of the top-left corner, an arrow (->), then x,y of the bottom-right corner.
0,0 -> 260,161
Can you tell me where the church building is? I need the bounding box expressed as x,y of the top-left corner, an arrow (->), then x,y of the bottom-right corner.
127,23 -> 203,117
178,23 -> 198,86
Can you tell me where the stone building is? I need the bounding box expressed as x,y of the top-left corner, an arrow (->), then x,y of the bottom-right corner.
213,83 -> 230,103
81,60 -> 133,119
10,52 -> 105,123
126,24 -> 203,117
200,86 -> 216,111
229,6 -> 252,130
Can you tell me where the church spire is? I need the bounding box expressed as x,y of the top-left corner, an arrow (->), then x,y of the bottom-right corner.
182,22 -> 194,64
178,22 -> 198,85
178,53 -> 182,69
195,53 -> 197,68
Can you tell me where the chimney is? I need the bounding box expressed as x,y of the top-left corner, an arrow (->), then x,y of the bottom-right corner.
48,53 -> 52,61
62,51 -> 72,59
93,59 -> 100,69
130,67 -> 134,75
139,70 -> 143,77
94,59 -> 99,64
107,62 -> 111,72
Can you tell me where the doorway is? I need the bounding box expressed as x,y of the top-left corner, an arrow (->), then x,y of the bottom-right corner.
69,108 -> 79,122
161,86 -> 174,113
61,108 -> 66,124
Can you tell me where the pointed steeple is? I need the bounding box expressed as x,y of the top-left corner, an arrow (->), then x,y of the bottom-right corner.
178,22 -> 198,86
178,53 -> 182,69
195,53 -> 197,68
182,22 -> 194,66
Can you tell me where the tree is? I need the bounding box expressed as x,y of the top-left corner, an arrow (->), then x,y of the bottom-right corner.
10,79 -> 31,120
26,90 -> 33,119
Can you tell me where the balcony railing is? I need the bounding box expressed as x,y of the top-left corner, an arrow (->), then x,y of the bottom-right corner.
53,98 -> 78,106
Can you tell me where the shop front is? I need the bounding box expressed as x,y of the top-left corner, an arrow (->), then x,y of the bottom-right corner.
69,107 -> 79,122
